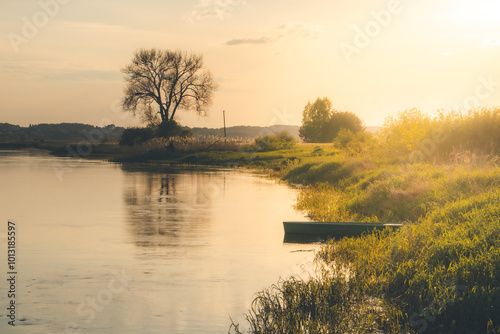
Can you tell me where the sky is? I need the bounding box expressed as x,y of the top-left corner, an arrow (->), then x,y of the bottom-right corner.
0,0 -> 499,129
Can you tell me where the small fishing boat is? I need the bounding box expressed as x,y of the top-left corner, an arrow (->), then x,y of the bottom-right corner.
283,221 -> 403,243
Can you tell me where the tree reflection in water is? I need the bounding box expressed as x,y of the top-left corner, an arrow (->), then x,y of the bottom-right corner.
122,166 -> 225,248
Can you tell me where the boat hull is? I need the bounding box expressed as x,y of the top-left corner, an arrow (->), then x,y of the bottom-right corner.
283,221 -> 402,243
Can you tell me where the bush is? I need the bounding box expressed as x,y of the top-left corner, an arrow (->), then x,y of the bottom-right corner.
334,129 -> 376,156
246,132 -> 297,152
157,120 -> 193,138
119,127 -> 155,146
380,108 -> 431,156
325,111 -> 365,142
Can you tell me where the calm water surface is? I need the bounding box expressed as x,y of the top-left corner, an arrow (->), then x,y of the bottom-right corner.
0,150 -> 314,334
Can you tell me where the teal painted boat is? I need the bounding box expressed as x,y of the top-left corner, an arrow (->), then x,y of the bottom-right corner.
283,221 -> 403,243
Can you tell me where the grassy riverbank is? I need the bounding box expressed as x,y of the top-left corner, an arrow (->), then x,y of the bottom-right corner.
235,159 -> 500,333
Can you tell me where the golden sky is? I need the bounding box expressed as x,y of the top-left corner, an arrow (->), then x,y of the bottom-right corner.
0,0 -> 499,128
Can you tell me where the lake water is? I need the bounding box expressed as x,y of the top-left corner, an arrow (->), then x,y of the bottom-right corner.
0,150 -> 315,334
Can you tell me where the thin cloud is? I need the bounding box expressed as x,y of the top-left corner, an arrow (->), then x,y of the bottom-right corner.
481,39 -> 498,46
226,22 -> 323,46
277,23 -> 322,40
226,37 -> 275,46
183,0 -> 246,22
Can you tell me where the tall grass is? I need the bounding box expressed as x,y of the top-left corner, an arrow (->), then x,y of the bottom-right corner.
318,188 -> 500,333
292,164 -> 500,223
229,275 -> 391,334
379,106 -> 500,162
244,131 -> 297,152
119,136 -> 244,161
118,132 -> 302,166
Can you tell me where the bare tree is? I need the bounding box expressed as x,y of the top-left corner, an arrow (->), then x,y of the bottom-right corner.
121,48 -> 218,124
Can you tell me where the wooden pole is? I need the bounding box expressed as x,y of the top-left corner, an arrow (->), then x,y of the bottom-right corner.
223,110 -> 227,138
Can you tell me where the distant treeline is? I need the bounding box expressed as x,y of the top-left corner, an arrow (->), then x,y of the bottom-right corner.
0,123 -> 125,142
0,122 -> 301,142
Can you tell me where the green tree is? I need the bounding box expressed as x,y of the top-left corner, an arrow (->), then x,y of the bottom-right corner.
325,111 -> 365,142
299,97 -> 332,143
299,97 -> 364,143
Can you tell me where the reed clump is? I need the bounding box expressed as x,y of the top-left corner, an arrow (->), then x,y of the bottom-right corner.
244,131 -> 297,152
119,135 -> 244,161
379,106 -> 500,162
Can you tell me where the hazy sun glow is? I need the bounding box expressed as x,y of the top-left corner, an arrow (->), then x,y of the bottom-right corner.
449,0 -> 500,23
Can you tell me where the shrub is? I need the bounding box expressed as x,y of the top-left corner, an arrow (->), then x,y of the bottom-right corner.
119,127 -> 155,146
246,132 -> 297,152
334,129 -> 376,156
325,111 -> 365,142
157,120 -> 193,138
380,108 -> 431,156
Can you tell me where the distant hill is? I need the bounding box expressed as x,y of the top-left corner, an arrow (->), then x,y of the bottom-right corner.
0,123 -> 125,142
366,126 -> 381,133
